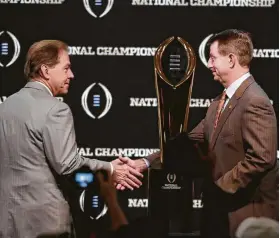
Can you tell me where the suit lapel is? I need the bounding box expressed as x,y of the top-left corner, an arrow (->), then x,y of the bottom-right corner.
209,76 -> 255,150
209,97 -> 238,149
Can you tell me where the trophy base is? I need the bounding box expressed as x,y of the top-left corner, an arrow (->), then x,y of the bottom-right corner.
148,167 -> 199,236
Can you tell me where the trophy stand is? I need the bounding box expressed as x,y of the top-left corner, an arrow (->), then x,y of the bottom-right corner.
147,37 -> 200,237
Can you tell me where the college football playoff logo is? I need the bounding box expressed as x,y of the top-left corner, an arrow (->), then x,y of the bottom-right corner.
198,34 -> 213,67
0,31 -> 20,67
81,82 -> 112,119
167,173 -> 176,184
79,190 -> 108,220
83,0 -> 114,18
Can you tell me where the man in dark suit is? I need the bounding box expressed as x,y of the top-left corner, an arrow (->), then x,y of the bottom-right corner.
0,40 -> 143,238
118,29 -> 278,237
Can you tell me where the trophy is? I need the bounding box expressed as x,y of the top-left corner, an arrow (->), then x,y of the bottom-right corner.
147,37 -> 199,236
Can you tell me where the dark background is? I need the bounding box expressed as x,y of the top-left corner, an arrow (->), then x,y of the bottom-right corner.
0,1 -> 278,237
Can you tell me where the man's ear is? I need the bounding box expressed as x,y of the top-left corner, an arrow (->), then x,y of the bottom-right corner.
39,64 -> 50,79
228,53 -> 236,68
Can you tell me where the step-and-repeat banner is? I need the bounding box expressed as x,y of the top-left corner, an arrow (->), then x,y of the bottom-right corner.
0,1 -> 278,237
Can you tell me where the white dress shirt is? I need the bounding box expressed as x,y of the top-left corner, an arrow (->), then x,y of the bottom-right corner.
223,72 -> 251,110
35,81 -> 53,96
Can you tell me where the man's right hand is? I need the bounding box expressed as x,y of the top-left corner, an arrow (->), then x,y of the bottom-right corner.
111,158 -> 143,190
115,157 -> 149,191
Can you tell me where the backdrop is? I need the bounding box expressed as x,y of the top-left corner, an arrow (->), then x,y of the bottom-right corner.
0,1 -> 278,237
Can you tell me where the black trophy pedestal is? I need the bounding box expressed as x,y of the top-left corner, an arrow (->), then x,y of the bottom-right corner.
148,167 -> 200,237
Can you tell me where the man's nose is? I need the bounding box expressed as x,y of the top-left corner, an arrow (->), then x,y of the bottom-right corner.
207,59 -> 212,69
69,69 -> 74,79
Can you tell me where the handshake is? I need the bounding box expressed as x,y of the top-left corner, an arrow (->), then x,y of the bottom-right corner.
110,156 -> 149,191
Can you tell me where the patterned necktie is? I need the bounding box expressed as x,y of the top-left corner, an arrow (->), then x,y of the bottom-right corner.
213,91 -> 227,130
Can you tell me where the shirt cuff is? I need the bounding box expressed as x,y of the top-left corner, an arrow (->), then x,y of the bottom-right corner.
110,162 -> 114,174
143,158 -> 150,168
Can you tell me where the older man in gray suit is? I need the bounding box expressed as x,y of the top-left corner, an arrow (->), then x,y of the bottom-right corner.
0,40 -> 143,238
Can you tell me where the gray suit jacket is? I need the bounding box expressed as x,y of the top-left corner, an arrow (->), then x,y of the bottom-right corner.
0,82 -> 111,238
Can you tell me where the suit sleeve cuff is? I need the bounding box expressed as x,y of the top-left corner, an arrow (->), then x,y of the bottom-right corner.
143,158 -> 150,168
110,162 -> 114,174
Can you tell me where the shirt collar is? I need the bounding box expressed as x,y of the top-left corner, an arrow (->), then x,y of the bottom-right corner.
34,81 -> 53,96
225,72 -> 251,99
